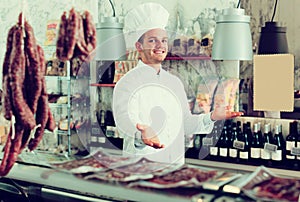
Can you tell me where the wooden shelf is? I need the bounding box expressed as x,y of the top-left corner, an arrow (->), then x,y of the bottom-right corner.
90,83 -> 116,87
165,55 -> 211,61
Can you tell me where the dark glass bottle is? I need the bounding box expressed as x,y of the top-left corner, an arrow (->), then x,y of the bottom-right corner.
261,123 -> 273,166
239,122 -> 252,164
250,123 -> 262,165
97,61 -> 115,84
193,134 -> 202,158
218,124 -> 230,162
186,134 -> 202,159
97,110 -> 106,135
296,122 -> 300,165
285,121 -> 298,168
229,122 -> 238,163
271,124 -> 285,167
257,122 -> 263,143
209,124 -> 219,161
199,133 -> 212,160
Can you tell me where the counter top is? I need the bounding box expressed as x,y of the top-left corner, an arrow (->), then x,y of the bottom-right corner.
4,162 -> 200,202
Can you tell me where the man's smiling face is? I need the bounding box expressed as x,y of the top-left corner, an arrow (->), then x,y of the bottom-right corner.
136,28 -> 168,66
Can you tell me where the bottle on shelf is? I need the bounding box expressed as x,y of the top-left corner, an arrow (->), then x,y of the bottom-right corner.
228,122 -> 238,163
296,122 -> 300,163
250,123 -> 263,165
97,110 -> 106,136
97,61 -> 115,84
238,122 -> 252,164
285,121 -> 298,168
105,110 -> 116,138
218,121 -> 230,162
199,133 -> 212,160
185,133 -> 199,159
208,124 -> 219,161
261,123 -> 273,166
188,134 -> 202,159
271,124 -> 285,167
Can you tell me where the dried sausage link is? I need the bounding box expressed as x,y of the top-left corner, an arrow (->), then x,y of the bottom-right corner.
45,109 -> 56,132
24,20 -> 42,114
28,79 -> 49,151
66,8 -> 79,60
0,127 -> 12,174
10,27 -> 36,130
2,26 -> 17,120
83,10 -> 96,52
0,124 -> 24,176
56,12 -> 68,61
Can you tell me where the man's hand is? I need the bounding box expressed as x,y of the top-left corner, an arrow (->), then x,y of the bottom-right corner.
211,105 -> 244,121
136,124 -> 165,149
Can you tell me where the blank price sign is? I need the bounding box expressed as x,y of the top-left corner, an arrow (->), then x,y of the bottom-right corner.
254,54 -> 294,112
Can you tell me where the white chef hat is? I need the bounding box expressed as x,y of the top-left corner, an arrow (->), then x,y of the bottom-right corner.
124,2 -> 170,49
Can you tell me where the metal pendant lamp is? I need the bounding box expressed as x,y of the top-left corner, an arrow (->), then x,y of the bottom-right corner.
212,0 -> 253,61
95,0 -> 126,61
257,0 -> 288,54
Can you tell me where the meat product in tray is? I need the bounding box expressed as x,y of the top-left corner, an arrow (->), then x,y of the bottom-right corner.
82,158 -> 183,183
241,166 -> 300,202
50,150 -> 130,174
127,165 -> 220,189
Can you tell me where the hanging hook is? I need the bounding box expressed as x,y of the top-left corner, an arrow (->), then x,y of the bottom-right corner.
271,0 -> 278,22
108,0 -> 116,17
236,0 -> 241,8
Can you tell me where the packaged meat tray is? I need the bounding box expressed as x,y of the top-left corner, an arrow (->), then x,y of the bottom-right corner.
241,166 -> 300,202
50,149 -> 130,174
81,158 -> 183,183
128,165 -> 221,189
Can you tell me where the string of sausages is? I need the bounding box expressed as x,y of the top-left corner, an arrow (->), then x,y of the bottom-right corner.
0,13 -> 56,176
0,8 -> 96,176
56,8 -> 97,62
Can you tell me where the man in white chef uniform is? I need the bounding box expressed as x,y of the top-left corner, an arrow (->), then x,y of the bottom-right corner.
112,3 -> 242,166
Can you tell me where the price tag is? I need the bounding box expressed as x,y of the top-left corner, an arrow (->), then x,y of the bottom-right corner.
202,137 -> 213,146
264,143 -> 278,153
291,147 -> 300,156
233,140 -> 245,150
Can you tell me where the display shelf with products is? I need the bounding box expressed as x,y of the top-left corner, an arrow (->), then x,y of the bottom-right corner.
45,59 -> 91,156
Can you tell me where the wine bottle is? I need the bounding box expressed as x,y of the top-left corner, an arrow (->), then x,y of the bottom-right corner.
97,61 -> 115,84
186,134 -> 202,159
193,134 -> 202,158
229,122 -> 238,163
257,122 -> 263,141
98,110 -> 106,135
218,123 -> 230,162
296,122 -> 300,164
286,121 -> 298,168
261,123 -> 273,166
209,124 -> 219,161
271,124 -> 285,167
200,133 -> 213,160
250,123 -> 263,165
239,122 -> 252,164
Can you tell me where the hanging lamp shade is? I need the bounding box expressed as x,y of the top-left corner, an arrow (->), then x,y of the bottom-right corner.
212,8 -> 253,60
95,16 -> 127,61
257,21 -> 288,54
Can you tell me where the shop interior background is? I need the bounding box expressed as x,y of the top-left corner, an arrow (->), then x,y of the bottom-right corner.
0,0 -> 299,110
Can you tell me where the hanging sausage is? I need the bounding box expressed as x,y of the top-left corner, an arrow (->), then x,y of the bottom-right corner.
0,13 -> 55,176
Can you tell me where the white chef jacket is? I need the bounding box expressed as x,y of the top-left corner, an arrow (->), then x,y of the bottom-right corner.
112,60 -> 214,165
